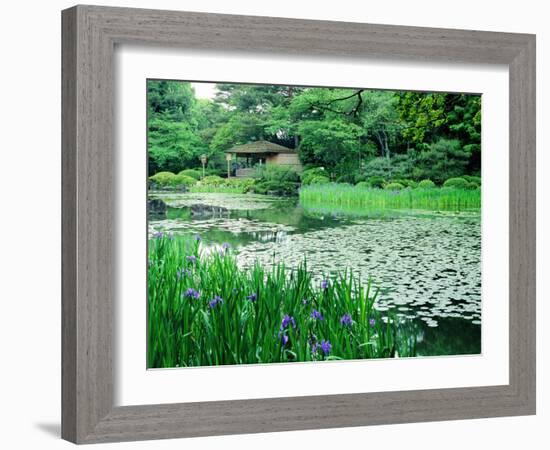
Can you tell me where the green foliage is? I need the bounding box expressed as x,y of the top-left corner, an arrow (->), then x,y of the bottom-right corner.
462,175 -> 481,186
366,176 -> 386,188
191,177 -> 255,194
200,175 -> 225,185
252,165 -> 300,195
149,171 -> 197,189
146,79 -> 482,188
301,167 -> 329,185
257,165 -> 300,183
148,80 -> 196,121
149,171 -> 176,187
172,174 -> 198,187
391,179 -> 417,188
147,234 -> 416,367
443,177 -> 469,189
418,179 -> 436,188
384,182 -> 405,191
363,157 -> 393,179
298,118 -> 366,168
300,183 -> 481,211
148,118 -> 207,174
308,175 -> 331,185
415,139 -> 470,184
355,181 -> 370,188
178,169 -> 202,180
252,181 -> 299,196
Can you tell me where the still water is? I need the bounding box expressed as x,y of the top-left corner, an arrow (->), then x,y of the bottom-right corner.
149,192 -> 481,356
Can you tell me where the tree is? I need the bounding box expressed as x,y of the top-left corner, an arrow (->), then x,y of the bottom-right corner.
297,117 -> 366,169
359,90 -> 401,158
148,116 -> 207,174
145,79 -> 482,182
415,139 -> 470,184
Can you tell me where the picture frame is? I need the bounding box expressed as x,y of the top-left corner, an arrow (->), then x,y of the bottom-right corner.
61,4 -> 536,444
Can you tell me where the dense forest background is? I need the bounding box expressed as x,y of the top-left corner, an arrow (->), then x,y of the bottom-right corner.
147,80 -> 481,184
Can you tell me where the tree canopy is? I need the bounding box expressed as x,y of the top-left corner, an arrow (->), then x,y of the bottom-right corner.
147,80 -> 481,183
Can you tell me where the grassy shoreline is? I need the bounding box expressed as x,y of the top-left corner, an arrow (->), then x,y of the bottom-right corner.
300,183 -> 480,211
147,234 -> 417,368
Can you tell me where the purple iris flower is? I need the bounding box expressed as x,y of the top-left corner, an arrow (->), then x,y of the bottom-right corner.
208,295 -> 223,309
320,340 -> 332,356
321,279 -> 328,290
247,293 -> 258,302
152,231 -> 163,239
302,298 -> 309,305
310,309 -> 324,321
221,242 -> 230,251
369,318 -> 376,327
311,343 -> 318,354
184,288 -> 200,299
280,314 -> 296,330
340,313 -> 353,327
186,255 -> 197,264
195,234 -> 202,241
176,268 -> 185,279
281,334 -> 289,346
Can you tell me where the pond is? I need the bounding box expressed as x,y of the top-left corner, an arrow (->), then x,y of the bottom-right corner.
149,192 -> 481,357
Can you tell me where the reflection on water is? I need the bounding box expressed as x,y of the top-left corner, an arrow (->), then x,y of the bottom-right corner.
149,192 -> 482,356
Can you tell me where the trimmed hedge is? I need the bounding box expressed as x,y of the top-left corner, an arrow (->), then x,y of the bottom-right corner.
418,179 -> 436,189
391,178 -> 417,188
200,175 -> 225,185
178,169 -> 201,180
366,176 -> 386,188
309,175 -> 330,185
172,174 -> 198,187
443,177 -> 469,189
462,175 -> 481,186
355,181 -> 370,189
149,171 -> 176,186
301,167 -> 328,185
384,182 -> 405,191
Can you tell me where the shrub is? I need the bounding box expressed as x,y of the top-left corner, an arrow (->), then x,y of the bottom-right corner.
355,181 -> 370,189
309,175 -> 330,185
391,178 -> 417,188
178,169 -> 201,180
225,177 -> 256,192
257,165 -> 300,183
462,175 -> 481,186
384,182 -> 405,191
172,174 -> 197,187
443,177 -> 469,189
415,139 -> 470,184
363,157 -> 393,179
201,175 -> 225,186
204,167 -> 225,178
301,167 -> 328,185
251,166 -> 300,196
149,171 -> 176,187
362,153 -> 417,182
366,176 -> 386,188
253,180 -> 298,196
418,179 -> 436,189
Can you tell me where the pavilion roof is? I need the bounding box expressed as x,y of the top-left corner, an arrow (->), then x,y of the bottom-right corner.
228,140 -> 296,155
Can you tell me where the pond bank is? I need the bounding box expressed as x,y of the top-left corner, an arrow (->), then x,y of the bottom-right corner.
149,192 -> 482,356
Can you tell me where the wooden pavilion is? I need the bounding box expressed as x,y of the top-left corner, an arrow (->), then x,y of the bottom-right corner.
227,140 -> 302,177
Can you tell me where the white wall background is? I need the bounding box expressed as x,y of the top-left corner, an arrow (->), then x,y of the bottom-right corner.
0,1 -> 546,448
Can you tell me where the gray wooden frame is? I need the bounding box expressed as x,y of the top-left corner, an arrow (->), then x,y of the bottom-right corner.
61,4 -> 536,444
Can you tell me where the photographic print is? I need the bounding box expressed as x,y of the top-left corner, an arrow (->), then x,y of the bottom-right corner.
146,80 -> 482,369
